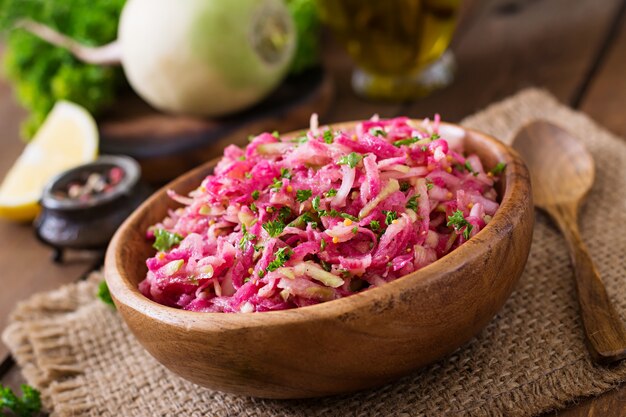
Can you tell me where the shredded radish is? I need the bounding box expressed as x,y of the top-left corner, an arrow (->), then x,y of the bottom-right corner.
139,116 -> 504,312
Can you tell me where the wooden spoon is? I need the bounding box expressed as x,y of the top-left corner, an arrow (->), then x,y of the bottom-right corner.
513,120 -> 626,364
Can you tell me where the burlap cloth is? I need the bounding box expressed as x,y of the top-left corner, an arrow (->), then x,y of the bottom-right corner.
4,88 -> 626,416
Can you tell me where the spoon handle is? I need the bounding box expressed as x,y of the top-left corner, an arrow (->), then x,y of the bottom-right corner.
547,202 -> 626,364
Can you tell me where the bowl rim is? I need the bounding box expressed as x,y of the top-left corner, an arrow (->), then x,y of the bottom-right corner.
105,121 -> 530,331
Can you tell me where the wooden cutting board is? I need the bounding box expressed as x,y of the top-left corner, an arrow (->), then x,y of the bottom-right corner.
98,68 -> 333,184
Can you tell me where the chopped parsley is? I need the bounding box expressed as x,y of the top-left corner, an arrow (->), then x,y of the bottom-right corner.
464,161 -> 479,176
250,203 -> 258,212
0,383 -> 41,417
293,135 -> 309,144
270,177 -> 283,190
262,220 -> 285,238
320,239 -> 327,251
369,127 -> 387,137
312,195 -> 321,211
338,152 -> 363,168
406,195 -> 419,211
490,162 -> 507,175
97,281 -> 115,308
320,259 -> 332,271
280,168 -> 292,179
311,195 -> 356,220
426,179 -> 434,190
244,172 -> 252,179
325,188 -> 337,197
340,213 -> 359,222
278,206 -> 292,222
323,130 -> 334,144
288,212 -> 318,229
296,189 -> 312,202
239,225 -> 257,250
266,247 -> 293,272
383,210 -> 398,225
393,136 -> 420,147
369,220 -> 381,232
399,181 -> 411,192
393,133 -> 439,147
272,130 -> 280,138
251,190 -> 260,200
447,210 -> 473,240
322,209 -> 342,218
153,229 -> 183,252
238,155 -> 246,161
352,226 -> 358,234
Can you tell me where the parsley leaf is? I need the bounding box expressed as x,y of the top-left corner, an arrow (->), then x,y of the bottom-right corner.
383,210 -> 398,225
446,210 -> 474,240
250,203 -> 258,212
490,162 -> 507,175
312,195 -> 321,212
352,226 -> 358,234
97,281 -> 115,308
325,188 -> 337,197
426,179 -> 434,190
153,229 -> 183,252
239,225 -> 257,250
406,196 -> 419,211
338,152 -> 363,168
0,383 -> 41,417
278,206 -> 292,222
280,168 -> 292,179
399,181 -> 410,192
464,161 -> 478,176
270,177 -> 283,190
251,190 -> 260,200
369,220 -> 381,232
320,260 -> 332,272
340,213 -> 359,222
288,212 -> 318,229
263,220 -> 285,238
369,127 -> 387,137
323,130 -> 334,144
296,189 -> 312,202
393,137 -> 420,147
272,130 -> 280,138
266,247 -> 293,272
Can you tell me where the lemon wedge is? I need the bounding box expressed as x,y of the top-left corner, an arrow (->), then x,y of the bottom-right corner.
0,101 -> 99,222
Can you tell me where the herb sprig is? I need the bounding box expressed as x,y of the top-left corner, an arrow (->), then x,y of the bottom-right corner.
447,210 -> 473,240
153,229 -> 183,252
338,152 -> 363,168
0,383 -> 41,417
266,247 -> 293,272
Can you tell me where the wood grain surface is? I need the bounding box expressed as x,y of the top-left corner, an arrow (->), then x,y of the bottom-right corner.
2,0 -> 626,413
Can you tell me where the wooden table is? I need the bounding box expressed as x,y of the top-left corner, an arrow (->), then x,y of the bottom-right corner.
2,0 -> 626,414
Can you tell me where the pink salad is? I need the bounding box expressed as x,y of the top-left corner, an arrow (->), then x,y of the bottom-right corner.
139,115 -> 505,313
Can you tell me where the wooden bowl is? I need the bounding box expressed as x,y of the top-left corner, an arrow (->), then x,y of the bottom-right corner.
104,121 -> 534,399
